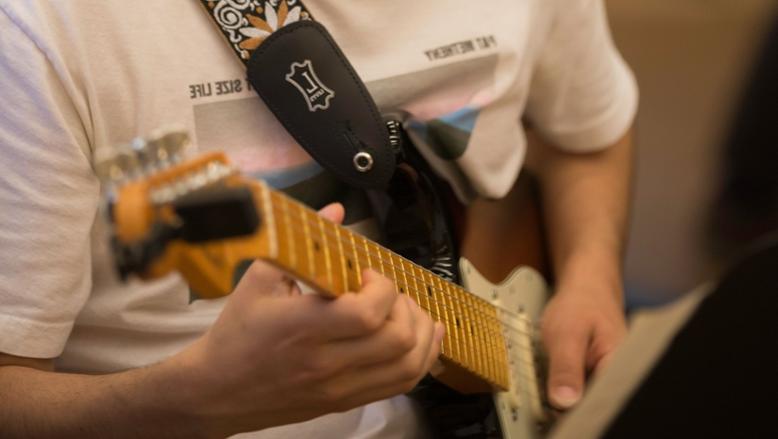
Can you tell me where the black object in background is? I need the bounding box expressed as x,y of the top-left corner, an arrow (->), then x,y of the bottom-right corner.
708,14 -> 778,260
602,235 -> 778,438
602,14 -> 778,439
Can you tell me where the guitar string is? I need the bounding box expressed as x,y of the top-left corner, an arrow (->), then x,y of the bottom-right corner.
272,200 -> 541,381
273,198 -> 542,362
275,200 -> 540,337
274,199 -> 542,342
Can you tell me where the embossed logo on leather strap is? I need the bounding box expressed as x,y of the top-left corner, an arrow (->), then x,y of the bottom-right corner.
197,0 -> 397,190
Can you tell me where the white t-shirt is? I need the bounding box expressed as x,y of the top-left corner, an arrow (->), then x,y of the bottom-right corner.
0,0 -> 637,437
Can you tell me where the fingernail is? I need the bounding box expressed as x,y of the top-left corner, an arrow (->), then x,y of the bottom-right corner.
552,386 -> 580,409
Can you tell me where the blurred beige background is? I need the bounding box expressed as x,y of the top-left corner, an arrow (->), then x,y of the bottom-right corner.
606,0 -> 776,304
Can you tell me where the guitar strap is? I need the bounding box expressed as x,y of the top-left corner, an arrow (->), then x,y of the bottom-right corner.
197,0 -> 396,190
198,0 -> 460,283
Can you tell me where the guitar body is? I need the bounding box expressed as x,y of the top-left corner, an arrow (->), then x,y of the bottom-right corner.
411,258 -> 550,439
391,139 -> 553,437
459,258 -> 550,439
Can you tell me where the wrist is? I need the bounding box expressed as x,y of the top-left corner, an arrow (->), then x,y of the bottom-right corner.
118,345 -> 216,439
553,246 -> 624,301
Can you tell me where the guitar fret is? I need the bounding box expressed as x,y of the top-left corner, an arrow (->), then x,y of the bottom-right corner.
447,284 -> 475,368
373,242 -> 384,279
267,195 -> 289,270
280,195 -> 297,269
485,301 -> 501,382
481,294 -> 499,379
470,294 -> 492,380
259,182 -> 278,258
315,214 -> 334,290
347,232 -> 362,287
436,276 -> 462,367
371,241 -> 385,276
296,203 -> 316,281
387,253 -> 401,295
333,223 -> 350,293
474,290 -> 496,382
360,235 -> 373,270
464,292 -> 485,380
426,268 -> 458,363
412,263 -> 444,354
436,278 -> 457,363
479,298 -> 495,382
446,281 -> 472,371
402,260 -> 422,310
496,310 -> 509,384
401,260 -> 433,352
495,306 -> 508,383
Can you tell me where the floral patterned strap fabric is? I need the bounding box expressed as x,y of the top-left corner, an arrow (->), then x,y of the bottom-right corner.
199,0 -> 312,64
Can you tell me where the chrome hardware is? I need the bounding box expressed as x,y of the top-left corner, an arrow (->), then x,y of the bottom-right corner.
353,151 -> 374,172
94,143 -> 141,186
146,129 -> 190,164
385,119 -> 402,151
94,129 -> 192,188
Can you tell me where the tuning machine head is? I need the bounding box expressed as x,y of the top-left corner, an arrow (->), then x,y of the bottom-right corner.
94,143 -> 141,190
95,130 -> 256,282
94,129 -> 192,191
134,129 -> 191,171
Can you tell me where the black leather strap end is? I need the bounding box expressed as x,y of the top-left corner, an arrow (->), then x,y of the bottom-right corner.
247,21 -> 395,190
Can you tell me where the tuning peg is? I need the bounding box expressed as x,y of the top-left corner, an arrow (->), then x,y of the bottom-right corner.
130,128 -> 192,173
146,129 -> 191,165
130,136 -> 156,172
94,143 -> 142,187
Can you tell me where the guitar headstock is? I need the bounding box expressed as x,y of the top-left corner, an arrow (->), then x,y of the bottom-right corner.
96,130 -> 267,296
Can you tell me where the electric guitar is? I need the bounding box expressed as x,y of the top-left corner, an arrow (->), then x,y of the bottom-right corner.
96,130 -> 552,438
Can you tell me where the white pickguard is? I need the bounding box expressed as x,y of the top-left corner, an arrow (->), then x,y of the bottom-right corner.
459,258 -> 552,439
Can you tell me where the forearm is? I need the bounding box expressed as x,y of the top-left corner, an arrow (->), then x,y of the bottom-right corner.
0,360 -> 205,439
532,129 -> 634,297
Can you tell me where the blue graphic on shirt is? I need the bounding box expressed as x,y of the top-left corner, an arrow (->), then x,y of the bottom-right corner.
407,106 -> 480,160
438,106 -> 479,133
248,160 -> 323,190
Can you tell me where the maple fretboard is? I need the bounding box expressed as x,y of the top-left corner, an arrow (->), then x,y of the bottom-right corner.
257,182 -> 510,390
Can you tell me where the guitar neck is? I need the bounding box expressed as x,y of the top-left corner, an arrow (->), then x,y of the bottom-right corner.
257,182 -> 510,390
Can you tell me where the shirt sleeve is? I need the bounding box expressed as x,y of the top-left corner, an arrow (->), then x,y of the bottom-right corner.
525,0 -> 638,152
0,7 -> 98,358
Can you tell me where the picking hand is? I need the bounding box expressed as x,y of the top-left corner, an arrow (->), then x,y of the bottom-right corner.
541,281 -> 627,410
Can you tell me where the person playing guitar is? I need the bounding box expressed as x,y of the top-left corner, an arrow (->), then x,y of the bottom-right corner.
0,1 -> 636,437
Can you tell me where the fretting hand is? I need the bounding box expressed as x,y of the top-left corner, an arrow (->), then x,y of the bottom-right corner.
165,204 -> 445,437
